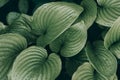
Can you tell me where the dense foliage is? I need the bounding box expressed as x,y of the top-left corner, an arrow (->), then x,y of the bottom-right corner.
0,0 -> 120,80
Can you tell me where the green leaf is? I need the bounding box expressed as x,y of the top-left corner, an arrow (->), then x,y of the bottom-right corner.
8,14 -> 36,44
104,17 -> 120,58
18,0 -> 29,13
0,0 -> 9,8
6,12 -> 21,25
85,41 -> 117,78
0,33 -> 27,80
0,21 -> 7,34
72,62 -> 108,80
96,0 -> 120,27
32,2 -> 83,47
65,49 -> 88,76
76,0 -> 97,29
10,46 -> 62,80
49,21 -> 87,57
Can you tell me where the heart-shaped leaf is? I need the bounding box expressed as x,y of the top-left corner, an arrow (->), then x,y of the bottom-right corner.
72,62 -> 108,80
10,46 -> 62,80
104,17 -> 120,58
49,21 -> 87,57
0,33 -> 27,80
85,41 -> 117,78
32,2 -> 83,47
76,0 -> 97,29
96,0 -> 120,27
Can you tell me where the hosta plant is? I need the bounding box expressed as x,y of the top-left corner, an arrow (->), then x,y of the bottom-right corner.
0,0 -> 120,80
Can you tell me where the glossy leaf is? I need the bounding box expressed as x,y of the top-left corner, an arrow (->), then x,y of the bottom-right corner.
96,0 -> 120,27
76,0 -> 97,29
49,21 -> 87,57
32,2 -> 83,47
11,46 -> 62,80
104,17 -> 120,58
0,33 -> 27,80
72,62 -> 108,80
86,41 -> 117,78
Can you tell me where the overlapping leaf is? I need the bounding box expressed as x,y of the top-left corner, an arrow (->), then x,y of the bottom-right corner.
32,2 -> 83,47
6,12 -> 21,25
65,49 -> 88,76
104,17 -> 120,58
72,62 -> 108,80
96,0 -> 120,27
0,33 -> 27,80
8,14 -> 36,44
49,21 -> 87,57
86,41 -> 117,78
76,0 -> 97,29
10,46 -> 62,80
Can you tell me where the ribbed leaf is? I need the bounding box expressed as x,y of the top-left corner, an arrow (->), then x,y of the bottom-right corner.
6,12 -> 21,25
49,21 -> 87,57
32,2 -> 83,47
76,0 -> 97,29
0,33 -> 27,80
96,0 -> 120,27
86,41 -> 117,78
65,49 -> 88,76
0,0 -> 9,8
104,17 -> 120,58
18,0 -> 29,13
11,46 -> 62,80
8,14 -> 36,44
72,62 -> 108,80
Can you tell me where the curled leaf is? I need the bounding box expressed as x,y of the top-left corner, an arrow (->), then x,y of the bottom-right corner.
104,17 -> 120,58
0,33 -> 27,80
32,2 -> 83,47
11,46 -> 62,80
96,0 -> 120,27
86,41 -> 117,78
49,21 -> 87,57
